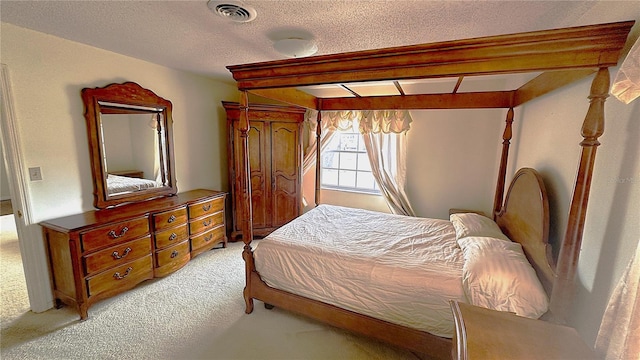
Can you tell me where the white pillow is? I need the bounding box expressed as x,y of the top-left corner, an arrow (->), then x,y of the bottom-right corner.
450,212 -> 509,241
458,236 -> 549,319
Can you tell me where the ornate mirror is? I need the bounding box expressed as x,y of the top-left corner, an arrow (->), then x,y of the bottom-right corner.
82,82 -> 177,208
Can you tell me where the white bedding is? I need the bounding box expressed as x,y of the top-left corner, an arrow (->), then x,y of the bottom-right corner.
106,174 -> 160,195
254,204 -> 466,338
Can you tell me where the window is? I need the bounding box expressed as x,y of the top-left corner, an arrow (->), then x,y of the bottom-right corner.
321,128 -> 379,194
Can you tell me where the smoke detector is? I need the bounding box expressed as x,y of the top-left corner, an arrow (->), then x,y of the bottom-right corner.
208,1 -> 257,23
274,38 -> 318,58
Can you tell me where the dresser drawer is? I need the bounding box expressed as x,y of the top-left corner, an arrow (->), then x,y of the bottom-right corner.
189,211 -> 224,235
155,239 -> 190,268
86,255 -> 153,297
191,225 -> 225,252
81,217 -> 150,253
83,236 -> 152,275
153,207 -> 188,231
154,224 -> 189,250
154,239 -> 190,277
188,196 -> 224,219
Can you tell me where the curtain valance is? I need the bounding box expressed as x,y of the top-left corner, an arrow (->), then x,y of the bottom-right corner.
320,110 -> 412,134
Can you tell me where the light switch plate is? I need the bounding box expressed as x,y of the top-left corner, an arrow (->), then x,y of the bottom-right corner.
28,167 -> 42,181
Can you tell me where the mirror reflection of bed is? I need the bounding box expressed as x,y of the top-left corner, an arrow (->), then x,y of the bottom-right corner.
101,112 -> 166,196
105,173 -> 161,196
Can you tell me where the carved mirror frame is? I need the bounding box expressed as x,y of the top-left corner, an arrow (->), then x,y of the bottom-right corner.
82,82 -> 177,208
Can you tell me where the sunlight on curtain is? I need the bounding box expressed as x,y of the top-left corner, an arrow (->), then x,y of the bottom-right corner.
595,239 -> 640,359
303,110 -> 335,175
611,36 -> 640,104
362,130 -> 415,216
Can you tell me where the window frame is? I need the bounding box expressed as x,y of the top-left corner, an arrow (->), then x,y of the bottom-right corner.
320,128 -> 380,195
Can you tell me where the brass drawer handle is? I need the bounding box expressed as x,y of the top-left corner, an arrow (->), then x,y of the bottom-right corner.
202,219 -> 212,227
202,204 -> 212,212
167,215 -> 176,223
169,233 -> 178,241
170,250 -> 179,258
113,267 -> 133,280
112,247 -> 132,260
204,234 -> 213,242
107,227 -> 129,239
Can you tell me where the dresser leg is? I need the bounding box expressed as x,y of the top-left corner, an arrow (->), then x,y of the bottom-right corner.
79,305 -> 89,321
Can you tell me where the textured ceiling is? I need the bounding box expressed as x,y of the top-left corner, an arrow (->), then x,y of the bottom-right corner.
1,1 -> 639,84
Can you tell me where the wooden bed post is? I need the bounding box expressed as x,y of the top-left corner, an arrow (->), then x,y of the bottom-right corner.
549,67 -> 610,324
314,109 -> 322,206
238,90 -> 255,314
493,108 -> 514,219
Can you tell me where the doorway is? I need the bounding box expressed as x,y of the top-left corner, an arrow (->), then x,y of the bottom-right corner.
0,65 -> 31,318
0,64 -> 53,315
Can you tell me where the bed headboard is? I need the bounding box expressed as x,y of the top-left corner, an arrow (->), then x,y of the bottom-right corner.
495,168 -> 555,296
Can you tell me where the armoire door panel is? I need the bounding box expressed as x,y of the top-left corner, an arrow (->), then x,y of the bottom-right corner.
271,121 -> 300,228
273,175 -> 296,194
272,176 -> 298,227
250,174 -> 267,228
249,122 -> 269,229
271,123 -> 299,177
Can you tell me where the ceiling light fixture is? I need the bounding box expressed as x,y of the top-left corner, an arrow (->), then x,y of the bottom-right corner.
207,1 -> 257,23
273,38 -> 318,58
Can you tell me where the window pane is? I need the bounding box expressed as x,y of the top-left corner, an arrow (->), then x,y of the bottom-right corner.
357,171 -> 376,190
322,169 -> 339,186
358,153 -> 371,171
338,170 -> 356,188
320,128 -> 380,194
326,134 -> 341,149
340,152 -> 357,170
340,134 -> 359,151
322,151 -> 339,169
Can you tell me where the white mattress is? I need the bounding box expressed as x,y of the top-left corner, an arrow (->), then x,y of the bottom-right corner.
106,174 -> 160,195
254,204 -> 466,338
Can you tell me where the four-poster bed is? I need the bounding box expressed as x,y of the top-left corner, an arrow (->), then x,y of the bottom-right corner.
226,21 -> 634,358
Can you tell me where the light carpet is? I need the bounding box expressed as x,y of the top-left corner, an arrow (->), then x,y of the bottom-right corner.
0,218 -> 419,360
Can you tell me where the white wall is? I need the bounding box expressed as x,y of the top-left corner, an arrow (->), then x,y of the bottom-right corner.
0,23 -> 239,311
512,70 -> 640,346
406,109 -> 504,219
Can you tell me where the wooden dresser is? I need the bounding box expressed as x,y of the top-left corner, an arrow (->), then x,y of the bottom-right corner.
450,301 -> 597,359
41,189 -> 226,320
223,101 -> 305,240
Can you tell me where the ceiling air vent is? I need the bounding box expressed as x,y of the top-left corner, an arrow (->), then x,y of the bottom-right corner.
208,1 -> 257,23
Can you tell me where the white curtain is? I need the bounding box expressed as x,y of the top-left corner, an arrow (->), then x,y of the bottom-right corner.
315,109 -> 415,216
302,110 -> 335,175
611,36 -> 640,104
362,130 -> 415,216
595,240 -> 640,359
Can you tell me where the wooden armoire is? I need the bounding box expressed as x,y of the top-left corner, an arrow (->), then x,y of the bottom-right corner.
223,101 -> 306,240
